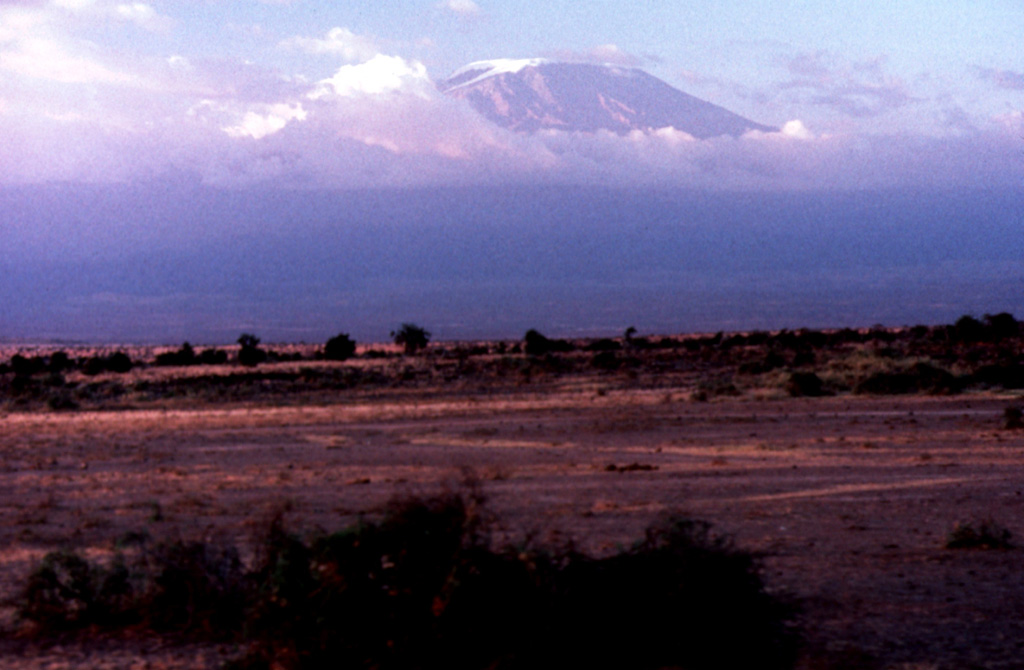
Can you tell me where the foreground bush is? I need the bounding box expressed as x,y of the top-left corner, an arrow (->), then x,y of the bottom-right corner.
15,493 -> 797,670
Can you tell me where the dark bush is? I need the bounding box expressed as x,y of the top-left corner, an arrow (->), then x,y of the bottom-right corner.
953,315 -> 986,343
970,364 -> 1024,390
81,352 -> 133,376
584,338 -> 621,352
854,362 -> 959,395
48,351 -> 72,373
18,551 -> 134,630
1004,406 -> 1024,430
984,312 -> 1020,341
785,372 -> 827,397
141,540 -> 247,635
106,352 -> 133,374
198,348 -> 228,365
11,354 -> 45,377
523,329 -> 573,357
323,333 -> 357,361
694,376 -> 741,400
739,352 -> 786,375
946,519 -> 1013,549
155,342 -> 197,367
18,494 -> 797,670
590,350 -> 621,370
524,329 -> 552,356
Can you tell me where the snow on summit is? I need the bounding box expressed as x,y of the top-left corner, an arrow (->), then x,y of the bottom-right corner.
442,58 -> 552,91
440,59 -> 774,138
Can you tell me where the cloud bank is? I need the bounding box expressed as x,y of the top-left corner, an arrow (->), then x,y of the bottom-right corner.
1,8 -> 1023,192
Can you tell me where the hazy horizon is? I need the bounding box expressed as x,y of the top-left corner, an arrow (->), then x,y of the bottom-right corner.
2,182 -> 1020,346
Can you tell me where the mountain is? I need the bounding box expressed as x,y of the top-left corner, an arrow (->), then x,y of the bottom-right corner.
440,58 -> 774,138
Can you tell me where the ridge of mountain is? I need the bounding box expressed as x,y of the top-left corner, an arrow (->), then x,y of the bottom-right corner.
440,59 -> 774,138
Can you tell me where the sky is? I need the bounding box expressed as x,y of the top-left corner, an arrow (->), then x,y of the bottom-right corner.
1,1 -> 1023,343
3,0 -> 1024,189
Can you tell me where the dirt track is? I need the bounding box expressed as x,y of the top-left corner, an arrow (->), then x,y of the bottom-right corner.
2,389 -> 1024,669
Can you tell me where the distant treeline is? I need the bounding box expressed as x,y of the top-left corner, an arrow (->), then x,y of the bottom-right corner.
0,313 -> 1022,411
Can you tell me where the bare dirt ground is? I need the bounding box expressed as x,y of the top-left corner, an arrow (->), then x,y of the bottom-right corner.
1,383 -> 1024,669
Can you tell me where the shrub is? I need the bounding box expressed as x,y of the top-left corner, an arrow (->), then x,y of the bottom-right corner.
984,312 -> 1020,341
523,329 -> 573,356
18,550 -> 134,630
854,362 -> 959,395
16,494 -> 798,670
155,342 -> 197,367
198,348 -> 228,365
946,519 -> 1013,549
81,352 -> 134,376
590,350 -> 621,370
17,538 -> 247,637
48,351 -> 72,373
139,540 -> 247,635
953,315 -> 986,342
1004,406 -> 1024,430
323,333 -> 356,361
970,364 -> 1024,390
10,354 -> 45,377
106,352 -> 134,374
584,338 -> 621,352
693,376 -> 741,401
785,372 -> 827,397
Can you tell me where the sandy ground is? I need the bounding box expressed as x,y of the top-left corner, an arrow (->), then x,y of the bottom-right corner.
2,387 -> 1024,669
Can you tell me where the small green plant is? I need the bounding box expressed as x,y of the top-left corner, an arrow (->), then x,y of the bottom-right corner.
946,519 -> 1013,549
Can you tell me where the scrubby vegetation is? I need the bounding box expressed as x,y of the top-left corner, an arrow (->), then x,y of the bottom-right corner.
1,313 -> 1022,411
13,492 -> 797,670
945,519 -> 1014,550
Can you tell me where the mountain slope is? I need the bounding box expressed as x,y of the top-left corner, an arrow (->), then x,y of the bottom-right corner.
440,59 -> 774,138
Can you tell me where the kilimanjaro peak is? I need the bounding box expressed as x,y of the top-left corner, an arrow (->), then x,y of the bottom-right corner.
440,59 -> 774,138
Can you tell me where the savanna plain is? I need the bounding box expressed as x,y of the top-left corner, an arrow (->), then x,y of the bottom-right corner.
1,318 -> 1024,669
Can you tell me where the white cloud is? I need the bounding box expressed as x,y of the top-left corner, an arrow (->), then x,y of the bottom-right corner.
281,27 -> 379,63
223,102 -> 307,139
114,3 -> 172,31
779,120 -> 813,140
439,0 -> 481,17
311,54 -> 432,98
0,35 -> 134,83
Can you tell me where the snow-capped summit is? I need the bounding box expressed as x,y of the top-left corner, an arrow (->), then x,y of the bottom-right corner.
440,59 -> 774,138
444,58 -> 552,90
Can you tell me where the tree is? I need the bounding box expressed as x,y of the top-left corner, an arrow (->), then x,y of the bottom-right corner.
984,312 -> 1019,341
323,333 -> 357,361
524,329 -> 552,356
237,333 -> 267,367
391,324 -> 430,355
